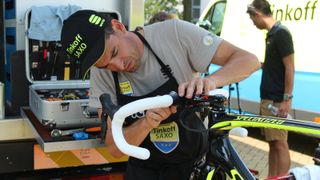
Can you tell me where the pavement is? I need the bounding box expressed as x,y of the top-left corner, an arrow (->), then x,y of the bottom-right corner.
230,134 -> 315,179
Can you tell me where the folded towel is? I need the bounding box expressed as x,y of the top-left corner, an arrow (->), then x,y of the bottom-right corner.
28,5 -> 81,41
289,165 -> 320,180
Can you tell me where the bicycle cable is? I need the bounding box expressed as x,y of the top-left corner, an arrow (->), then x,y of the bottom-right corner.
179,108 -> 217,133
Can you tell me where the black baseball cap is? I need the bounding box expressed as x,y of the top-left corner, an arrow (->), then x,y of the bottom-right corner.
61,10 -> 110,80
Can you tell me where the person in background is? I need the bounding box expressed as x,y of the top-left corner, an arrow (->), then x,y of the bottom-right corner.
247,0 -> 295,177
61,10 -> 260,180
148,11 -> 178,24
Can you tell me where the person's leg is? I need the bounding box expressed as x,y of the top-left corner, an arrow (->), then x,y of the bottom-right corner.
265,129 -> 290,176
273,140 -> 290,176
260,100 -> 290,177
268,140 -> 278,176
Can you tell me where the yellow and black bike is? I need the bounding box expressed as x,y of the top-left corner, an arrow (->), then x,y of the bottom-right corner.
100,89 -> 320,180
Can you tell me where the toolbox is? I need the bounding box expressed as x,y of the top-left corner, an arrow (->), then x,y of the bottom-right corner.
3,0 -> 119,114
24,8 -> 121,129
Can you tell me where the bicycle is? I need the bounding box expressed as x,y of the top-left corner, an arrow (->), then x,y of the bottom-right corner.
99,90 -> 320,180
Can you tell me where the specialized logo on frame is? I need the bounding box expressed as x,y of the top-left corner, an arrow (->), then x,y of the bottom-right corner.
150,122 -> 179,153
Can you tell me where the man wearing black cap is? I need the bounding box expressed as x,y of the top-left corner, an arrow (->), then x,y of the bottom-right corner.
61,10 -> 260,180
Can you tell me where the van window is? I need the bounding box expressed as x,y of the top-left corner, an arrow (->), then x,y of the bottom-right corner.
199,1 -> 226,36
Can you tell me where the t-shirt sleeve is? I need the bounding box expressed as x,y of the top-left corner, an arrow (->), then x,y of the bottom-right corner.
174,20 -> 223,72
275,28 -> 294,58
88,67 -> 117,108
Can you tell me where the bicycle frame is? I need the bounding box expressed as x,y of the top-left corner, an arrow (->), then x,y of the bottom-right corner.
191,101 -> 320,180
210,113 -> 320,136
100,90 -> 320,180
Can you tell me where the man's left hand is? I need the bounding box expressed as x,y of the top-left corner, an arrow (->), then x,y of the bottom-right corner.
278,100 -> 292,118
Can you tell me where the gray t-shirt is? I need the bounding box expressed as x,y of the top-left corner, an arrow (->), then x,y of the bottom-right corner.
89,19 -> 222,108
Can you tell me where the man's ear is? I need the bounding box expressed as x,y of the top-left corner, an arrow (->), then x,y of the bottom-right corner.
249,10 -> 259,17
255,10 -> 264,17
111,19 -> 125,32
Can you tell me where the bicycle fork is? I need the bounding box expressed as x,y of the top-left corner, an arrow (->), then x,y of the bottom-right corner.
190,134 -> 256,180
210,135 -> 255,180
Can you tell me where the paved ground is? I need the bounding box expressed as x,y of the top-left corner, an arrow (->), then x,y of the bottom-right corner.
230,131 -> 317,179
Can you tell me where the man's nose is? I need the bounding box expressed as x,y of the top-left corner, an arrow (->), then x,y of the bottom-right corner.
111,58 -> 125,71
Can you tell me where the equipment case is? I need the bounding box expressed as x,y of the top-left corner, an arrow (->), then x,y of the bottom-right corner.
24,8 -> 121,129
3,0 -> 121,115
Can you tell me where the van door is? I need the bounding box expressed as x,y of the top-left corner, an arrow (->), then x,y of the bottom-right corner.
197,0 -> 226,36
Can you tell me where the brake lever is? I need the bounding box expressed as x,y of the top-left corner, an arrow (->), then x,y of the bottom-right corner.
99,93 -> 120,119
99,93 -> 121,144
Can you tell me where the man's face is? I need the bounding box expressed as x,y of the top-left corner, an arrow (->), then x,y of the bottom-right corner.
94,31 -> 141,72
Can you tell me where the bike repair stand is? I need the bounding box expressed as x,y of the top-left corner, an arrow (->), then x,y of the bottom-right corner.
228,83 -> 242,114
314,143 -> 320,165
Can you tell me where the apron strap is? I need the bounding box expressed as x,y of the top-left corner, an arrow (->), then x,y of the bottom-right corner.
112,71 -> 121,95
133,31 -> 174,79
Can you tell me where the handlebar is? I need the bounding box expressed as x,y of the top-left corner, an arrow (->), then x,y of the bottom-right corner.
112,93 -> 176,160
99,89 -> 229,160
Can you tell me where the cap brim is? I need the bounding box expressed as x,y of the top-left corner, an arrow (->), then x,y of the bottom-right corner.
80,36 -> 105,80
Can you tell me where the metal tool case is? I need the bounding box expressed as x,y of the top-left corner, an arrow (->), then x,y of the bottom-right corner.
28,82 -> 99,129
24,8 -> 121,129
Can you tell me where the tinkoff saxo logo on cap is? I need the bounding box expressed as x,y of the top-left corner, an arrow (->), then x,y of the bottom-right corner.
66,14 -> 106,60
66,33 -> 86,59
61,10 -> 109,79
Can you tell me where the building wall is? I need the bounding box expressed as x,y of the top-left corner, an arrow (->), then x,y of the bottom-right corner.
200,0 -> 211,14
190,0 -> 211,22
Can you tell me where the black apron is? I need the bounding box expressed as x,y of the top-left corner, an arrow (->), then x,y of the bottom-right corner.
113,31 -> 208,180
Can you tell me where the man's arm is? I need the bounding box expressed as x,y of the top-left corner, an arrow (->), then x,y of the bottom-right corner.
282,54 -> 295,96
207,40 -> 260,87
179,40 -> 260,98
279,54 -> 295,118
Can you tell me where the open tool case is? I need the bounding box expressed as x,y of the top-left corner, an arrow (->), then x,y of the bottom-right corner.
17,5 -> 122,152
24,9 -> 120,130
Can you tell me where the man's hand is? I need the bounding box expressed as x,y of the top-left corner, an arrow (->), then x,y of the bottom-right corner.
145,106 -> 177,128
278,100 -> 292,118
178,77 -> 217,98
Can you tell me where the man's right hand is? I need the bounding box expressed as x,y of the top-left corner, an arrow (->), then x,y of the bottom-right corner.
178,77 -> 217,99
145,106 -> 177,128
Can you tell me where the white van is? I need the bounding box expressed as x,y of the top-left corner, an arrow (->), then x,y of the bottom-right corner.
197,0 -> 320,121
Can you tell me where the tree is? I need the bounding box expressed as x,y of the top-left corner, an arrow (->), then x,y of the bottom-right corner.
182,0 -> 192,22
144,0 -> 183,24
